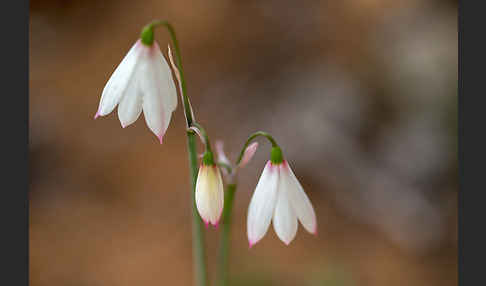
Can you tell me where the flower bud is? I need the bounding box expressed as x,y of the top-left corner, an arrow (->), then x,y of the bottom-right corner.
238,142 -> 258,168
195,153 -> 224,226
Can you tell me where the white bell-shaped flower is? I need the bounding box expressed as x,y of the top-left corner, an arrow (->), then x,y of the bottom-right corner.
95,39 -> 177,143
247,160 -> 317,247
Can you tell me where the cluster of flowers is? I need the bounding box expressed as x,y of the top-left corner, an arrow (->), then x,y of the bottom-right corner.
95,33 -> 316,246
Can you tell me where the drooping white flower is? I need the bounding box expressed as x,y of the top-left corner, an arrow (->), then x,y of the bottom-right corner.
247,160 -> 317,247
195,162 -> 224,226
95,39 -> 177,143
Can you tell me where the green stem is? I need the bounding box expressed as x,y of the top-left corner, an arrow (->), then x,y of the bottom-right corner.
188,132 -> 208,286
152,20 -> 208,286
236,131 -> 279,164
217,183 -> 237,286
191,122 -> 212,153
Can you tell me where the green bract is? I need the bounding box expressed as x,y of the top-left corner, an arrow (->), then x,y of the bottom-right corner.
140,25 -> 154,46
202,151 -> 215,166
270,146 -> 284,164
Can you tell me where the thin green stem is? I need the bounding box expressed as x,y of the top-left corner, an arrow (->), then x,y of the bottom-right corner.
236,131 -> 279,164
187,132 -> 208,286
153,21 -> 208,286
191,122 -> 212,154
217,183 -> 237,286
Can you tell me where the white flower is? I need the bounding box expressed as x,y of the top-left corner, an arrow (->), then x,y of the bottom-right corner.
195,164 -> 224,226
95,39 -> 177,143
247,160 -> 317,246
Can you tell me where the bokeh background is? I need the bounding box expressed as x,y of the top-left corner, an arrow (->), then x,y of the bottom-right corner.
29,0 -> 458,285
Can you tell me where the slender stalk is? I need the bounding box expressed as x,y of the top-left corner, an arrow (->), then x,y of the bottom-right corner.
217,183 -> 237,286
236,131 -> 278,164
153,21 -> 208,286
190,122 -> 213,153
187,132 -> 208,286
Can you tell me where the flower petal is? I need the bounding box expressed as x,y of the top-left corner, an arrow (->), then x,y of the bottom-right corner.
155,45 -> 178,112
273,166 -> 298,245
140,42 -> 177,139
117,75 -> 143,128
97,40 -> 142,116
247,161 -> 279,246
281,161 -> 317,234
213,167 -> 225,225
195,165 -> 224,225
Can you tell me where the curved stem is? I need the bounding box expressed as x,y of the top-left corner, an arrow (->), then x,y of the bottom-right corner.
190,122 -> 213,154
217,183 -> 237,286
155,21 -> 208,286
236,131 -> 279,164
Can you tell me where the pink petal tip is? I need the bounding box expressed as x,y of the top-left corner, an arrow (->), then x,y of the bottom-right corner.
94,111 -> 100,119
157,135 -> 164,144
249,241 -> 254,249
203,220 -> 209,228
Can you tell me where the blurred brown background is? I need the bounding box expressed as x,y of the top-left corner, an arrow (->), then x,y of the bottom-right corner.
29,0 -> 457,285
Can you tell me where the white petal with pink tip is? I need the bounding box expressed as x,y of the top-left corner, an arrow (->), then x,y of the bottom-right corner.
281,161 -> 317,234
273,168 -> 298,245
98,41 -> 141,117
247,161 -> 279,246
